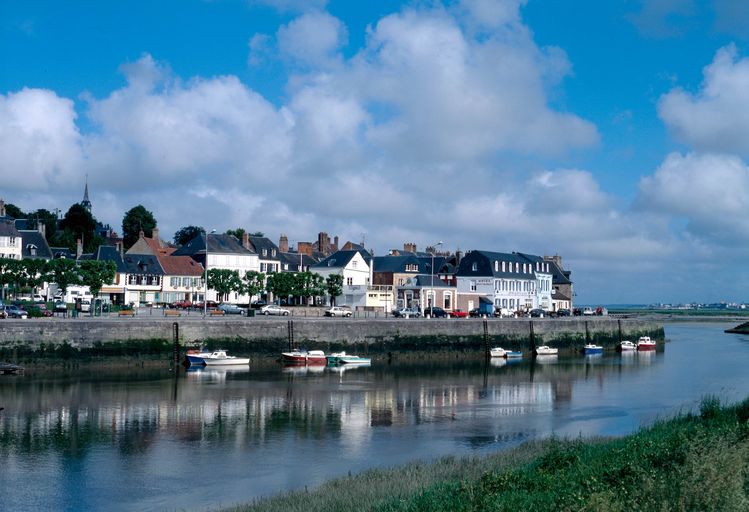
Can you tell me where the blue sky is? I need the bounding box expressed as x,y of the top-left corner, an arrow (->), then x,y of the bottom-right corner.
2,0 -> 749,304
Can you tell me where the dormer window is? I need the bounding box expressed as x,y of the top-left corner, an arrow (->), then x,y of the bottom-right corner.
471,262 -> 478,272
263,249 -> 268,257
515,262 -> 519,272
502,261 -> 506,272
27,244 -> 37,256
271,249 -> 276,257
494,260 -> 498,272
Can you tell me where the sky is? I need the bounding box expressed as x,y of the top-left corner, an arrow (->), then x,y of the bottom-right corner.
2,0 -> 749,305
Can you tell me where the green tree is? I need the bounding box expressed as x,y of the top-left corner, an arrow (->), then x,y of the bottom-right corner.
79,260 -> 116,298
173,225 -> 204,246
0,258 -> 24,298
266,272 -> 295,303
26,209 -> 59,243
225,228 -> 246,240
46,258 -> 81,296
249,231 -> 264,237
122,205 -> 157,250
23,259 -> 48,296
207,268 -> 243,302
242,271 -> 265,299
3,203 -> 25,219
326,274 -> 343,306
57,203 -> 100,252
309,273 -> 326,305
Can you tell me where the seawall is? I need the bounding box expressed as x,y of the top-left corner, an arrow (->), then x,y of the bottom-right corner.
0,317 -> 664,357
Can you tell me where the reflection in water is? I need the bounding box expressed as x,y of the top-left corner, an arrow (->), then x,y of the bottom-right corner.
2,324 -> 747,511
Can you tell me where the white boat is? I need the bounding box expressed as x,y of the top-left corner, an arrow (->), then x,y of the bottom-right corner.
535,346 -> 558,356
326,352 -> 372,365
489,347 -> 506,358
202,350 -> 250,366
583,344 -> 603,355
618,340 -> 636,351
637,336 -> 656,351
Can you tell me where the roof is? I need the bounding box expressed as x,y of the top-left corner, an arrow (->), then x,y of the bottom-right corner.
121,253 -> 165,275
247,236 -> 281,261
372,254 -> 423,273
396,274 -> 455,288
0,219 -> 19,237
19,231 -> 52,259
547,260 -> 572,285
95,245 -> 127,272
456,250 -> 537,279
159,254 -> 204,276
172,233 -> 256,257
553,291 -> 572,301
49,247 -> 76,259
312,250 -> 362,270
279,251 -> 317,269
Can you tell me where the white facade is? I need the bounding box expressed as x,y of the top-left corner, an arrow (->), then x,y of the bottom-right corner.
0,233 -> 21,260
456,275 -> 536,312
313,251 -> 371,306
206,251 -> 260,303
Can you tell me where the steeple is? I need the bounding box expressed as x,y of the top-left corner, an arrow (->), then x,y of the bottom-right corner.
81,175 -> 92,213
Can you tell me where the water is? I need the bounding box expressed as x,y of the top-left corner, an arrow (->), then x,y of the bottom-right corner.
1,323 -> 748,511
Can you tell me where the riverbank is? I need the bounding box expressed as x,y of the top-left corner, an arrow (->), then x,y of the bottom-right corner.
229,396 -> 749,512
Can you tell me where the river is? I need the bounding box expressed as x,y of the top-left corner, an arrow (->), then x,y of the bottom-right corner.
1,322 -> 747,511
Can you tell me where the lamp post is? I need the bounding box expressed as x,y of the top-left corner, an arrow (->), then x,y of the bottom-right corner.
429,241 -> 443,317
203,229 -> 216,317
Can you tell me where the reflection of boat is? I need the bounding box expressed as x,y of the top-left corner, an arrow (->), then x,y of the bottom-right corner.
489,357 -> 507,368
326,352 -> 371,365
583,344 -> 603,355
328,362 -> 371,373
202,350 -> 250,366
281,363 -> 326,375
534,346 -> 558,356
185,366 -> 250,380
281,349 -> 327,364
490,347 -> 521,358
534,354 -> 558,364
636,336 -> 656,351
618,340 -> 636,351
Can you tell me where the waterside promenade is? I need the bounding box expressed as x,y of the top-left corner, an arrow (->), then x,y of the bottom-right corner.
0,315 -> 663,356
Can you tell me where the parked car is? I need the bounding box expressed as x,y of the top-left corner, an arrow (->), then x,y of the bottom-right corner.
325,306 -> 352,317
573,308 -> 583,316
582,307 -> 595,316
595,306 -> 608,316
424,306 -> 448,318
79,299 -> 91,313
251,299 -> 268,309
450,309 -> 468,318
260,304 -> 290,316
3,305 -> 28,319
28,304 -> 53,317
469,308 -> 482,317
172,300 -> 192,309
528,308 -> 546,318
556,308 -> 571,317
494,307 -> 513,318
218,303 -> 246,315
194,300 -> 218,310
54,300 -> 68,313
33,294 -> 45,303
392,307 -> 421,318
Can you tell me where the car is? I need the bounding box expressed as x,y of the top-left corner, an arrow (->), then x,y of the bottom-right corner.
3,305 -> 28,319
172,300 -> 193,309
573,308 -> 583,316
468,308 -> 482,317
217,303 -> 246,315
582,307 -> 595,316
595,306 -> 608,316
79,299 -> 91,313
194,300 -> 218,310
556,308 -> 571,317
424,306 -> 448,318
54,300 -> 68,313
494,307 -> 513,318
528,308 -> 546,318
260,304 -> 290,316
325,306 -> 352,317
33,294 -> 46,303
450,309 -> 468,318
27,304 -> 53,317
392,307 -> 421,318
251,299 -> 268,309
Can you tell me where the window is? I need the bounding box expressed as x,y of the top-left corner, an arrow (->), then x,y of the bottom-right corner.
502,261 -> 506,272
346,277 -> 353,285
470,280 -> 477,291
272,249 -> 276,257
352,260 -> 357,269
260,263 -> 266,272
262,249 -> 268,257
444,293 -> 451,309
494,260 -> 498,272
515,262 -> 519,272
471,262 -> 478,271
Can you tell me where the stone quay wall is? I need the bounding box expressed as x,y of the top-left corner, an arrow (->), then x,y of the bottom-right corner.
0,317 -> 664,356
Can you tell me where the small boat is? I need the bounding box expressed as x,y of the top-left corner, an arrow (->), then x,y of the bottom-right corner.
505,351 -> 522,358
326,352 -> 371,365
618,340 -> 636,351
583,344 -> 603,355
637,336 -> 656,351
535,346 -> 558,356
281,349 -> 327,364
202,350 -> 250,366
185,348 -> 212,366
489,347 -> 506,357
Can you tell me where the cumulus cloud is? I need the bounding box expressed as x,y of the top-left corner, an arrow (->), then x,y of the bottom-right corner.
659,45 -> 749,155
638,151 -> 749,241
277,11 -> 347,68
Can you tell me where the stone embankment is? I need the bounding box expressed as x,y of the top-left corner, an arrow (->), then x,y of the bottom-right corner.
0,316 -> 664,357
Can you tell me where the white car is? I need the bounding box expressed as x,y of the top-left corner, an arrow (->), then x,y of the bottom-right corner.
260,304 -> 290,316
325,306 -> 352,317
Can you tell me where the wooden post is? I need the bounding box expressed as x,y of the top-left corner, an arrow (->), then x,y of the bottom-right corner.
483,319 -> 489,359
618,319 -> 622,343
287,320 -> 294,351
585,321 -> 590,344
172,322 -> 180,367
529,321 -> 536,354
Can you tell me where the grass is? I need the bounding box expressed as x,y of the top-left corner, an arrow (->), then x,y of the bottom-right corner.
232,396 -> 749,512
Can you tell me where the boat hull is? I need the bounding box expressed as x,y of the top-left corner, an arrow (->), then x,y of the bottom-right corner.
505,351 -> 522,358
186,353 -> 211,365
584,346 -> 603,355
637,344 -> 656,351
282,352 -> 327,364
204,357 -> 250,366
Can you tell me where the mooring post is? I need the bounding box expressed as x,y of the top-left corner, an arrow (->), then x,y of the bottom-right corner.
585,321 -> 590,344
618,319 -> 622,343
529,321 -> 536,353
287,320 -> 294,351
483,319 -> 489,359
172,322 -> 180,367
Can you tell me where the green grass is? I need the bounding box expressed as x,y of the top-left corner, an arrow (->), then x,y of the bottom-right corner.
233,396 -> 749,512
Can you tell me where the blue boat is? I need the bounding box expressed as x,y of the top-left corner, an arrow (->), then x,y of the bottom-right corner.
505,351 -> 522,358
583,344 -> 603,355
185,349 -> 212,366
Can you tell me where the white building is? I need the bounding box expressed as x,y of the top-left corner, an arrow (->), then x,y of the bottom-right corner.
311,250 -> 372,307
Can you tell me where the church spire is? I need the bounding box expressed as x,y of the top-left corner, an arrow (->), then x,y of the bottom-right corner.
81,174 -> 92,213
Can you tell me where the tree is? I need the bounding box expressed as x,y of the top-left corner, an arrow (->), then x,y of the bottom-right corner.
57,203 -> 99,252
309,273 -> 327,305
173,225 -> 204,246
266,272 -> 295,303
249,231 -> 264,237
79,260 -> 116,299
326,274 -> 343,306
26,209 -> 59,243
242,271 -> 265,299
0,258 -> 22,299
291,271 -> 324,305
225,228 -> 245,240
46,258 -> 81,296
207,268 -> 243,302
3,203 -> 25,219
122,205 -> 157,250
23,259 -> 48,295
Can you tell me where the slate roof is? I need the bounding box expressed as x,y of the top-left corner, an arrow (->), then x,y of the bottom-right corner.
0,219 -> 20,237
372,255 -> 423,273
279,251 -> 317,271
396,274 -> 455,288
19,231 -> 52,259
14,219 -> 31,230
95,245 -> 127,272
547,259 -> 572,285
49,247 -> 76,259
312,249 -> 371,270
456,250 -> 538,279
248,236 -> 281,261
121,253 -> 165,275
172,233 -> 256,258
553,291 -> 572,301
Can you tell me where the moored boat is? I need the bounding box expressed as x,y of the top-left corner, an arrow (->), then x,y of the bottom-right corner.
637,336 -> 656,351
202,350 -> 250,366
505,351 -> 523,358
326,352 -> 371,365
583,344 -> 603,355
185,348 -> 212,366
281,349 -> 327,364
489,347 -> 506,358
534,346 -> 558,356
618,340 -> 636,351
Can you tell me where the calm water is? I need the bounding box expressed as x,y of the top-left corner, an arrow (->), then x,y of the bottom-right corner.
1,323 -> 748,511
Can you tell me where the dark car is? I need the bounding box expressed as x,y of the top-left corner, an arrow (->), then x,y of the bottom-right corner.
251,299 -> 268,309
3,305 -> 28,319
556,308 -> 571,317
424,306 -> 448,318
469,308 -> 483,317
573,308 -> 583,316
528,308 -> 546,318
218,303 -> 246,315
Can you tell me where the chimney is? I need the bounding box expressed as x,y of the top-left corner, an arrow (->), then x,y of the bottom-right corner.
139,229 -> 144,239
117,241 -> 123,257
279,234 -> 288,253
242,232 -> 250,250
37,220 -> 46,238
76,238 -> 83,259
152,227 -> 160,243
333,235 -> 339,251
404,242 -> 416,253
0,199 -> 5,217
455,250 -> 463,265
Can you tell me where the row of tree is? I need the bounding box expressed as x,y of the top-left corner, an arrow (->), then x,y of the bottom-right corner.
0,257 -> 116,300
209,270 -> 343,305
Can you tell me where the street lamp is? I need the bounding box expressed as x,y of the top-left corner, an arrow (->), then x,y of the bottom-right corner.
204,228 -> 216,317
429,241 -> 443,317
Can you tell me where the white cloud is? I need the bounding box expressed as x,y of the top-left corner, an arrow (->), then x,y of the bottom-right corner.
659,45 -> 749,155
277,11 -> 347,68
